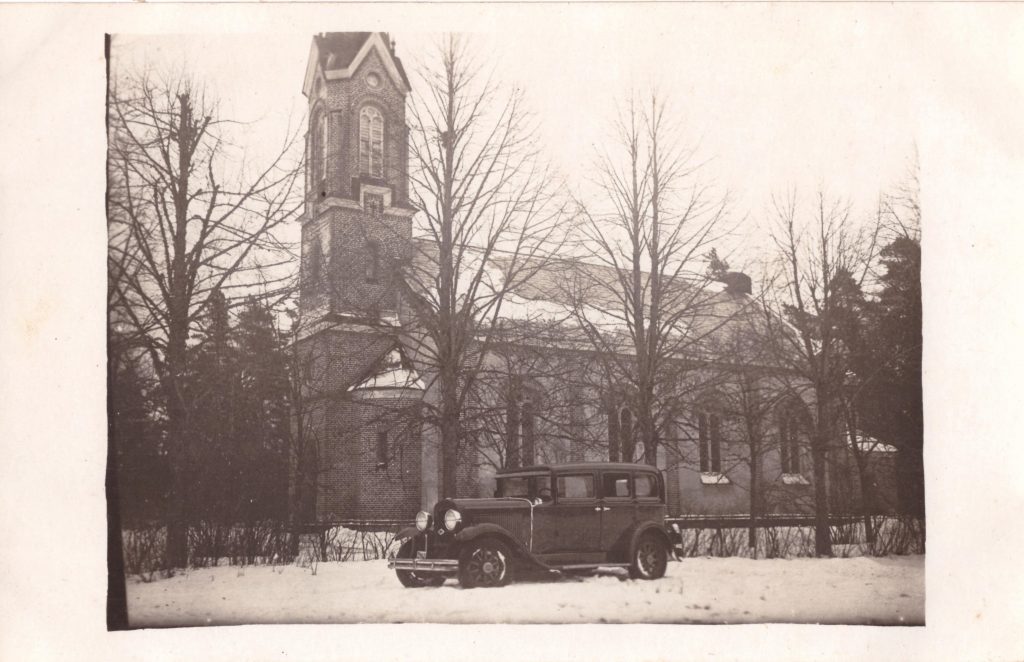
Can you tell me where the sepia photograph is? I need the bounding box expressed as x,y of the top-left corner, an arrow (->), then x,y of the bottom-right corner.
4,2 -> 1024,660
106,23 -> 924,628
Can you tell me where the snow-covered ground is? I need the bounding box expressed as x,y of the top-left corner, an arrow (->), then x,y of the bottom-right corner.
126,555 -> 923,627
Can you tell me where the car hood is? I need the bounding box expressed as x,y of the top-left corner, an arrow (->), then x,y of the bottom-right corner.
439,497 -> 533,513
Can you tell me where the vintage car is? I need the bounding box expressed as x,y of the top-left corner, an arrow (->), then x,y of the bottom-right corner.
388,462 -> 672,588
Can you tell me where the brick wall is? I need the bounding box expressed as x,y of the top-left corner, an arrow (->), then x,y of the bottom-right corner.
317,396 -> 422,521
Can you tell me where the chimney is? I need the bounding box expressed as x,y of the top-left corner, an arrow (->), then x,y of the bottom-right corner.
720,271 -> 752,295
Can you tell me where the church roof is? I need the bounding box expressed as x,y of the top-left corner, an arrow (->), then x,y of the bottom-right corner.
312,32 -> 411,89
404,237 -> 771,362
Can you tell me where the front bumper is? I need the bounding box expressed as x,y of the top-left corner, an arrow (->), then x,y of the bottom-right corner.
388,557 -> 459,573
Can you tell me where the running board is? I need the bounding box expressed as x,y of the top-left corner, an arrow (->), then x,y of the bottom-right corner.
551,563 -> 630,571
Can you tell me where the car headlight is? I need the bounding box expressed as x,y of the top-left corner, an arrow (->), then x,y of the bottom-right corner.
415,511 -> 431,531
443,509 -> 462,531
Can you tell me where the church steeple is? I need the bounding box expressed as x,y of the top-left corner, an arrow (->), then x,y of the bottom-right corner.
303,32 -> 411,210
299,32 -> 415,321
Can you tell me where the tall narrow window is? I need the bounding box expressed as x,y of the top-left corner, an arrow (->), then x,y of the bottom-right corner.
506,384 -> 538,468
698,412 -> 723,473
359,106 -> 384,178
619,407 -> 634,462
505,392 -> 521,469
305,237 -> 324,292
780,414 -> 801,474
521,398 -> 535,467
568,395 -> 586,462
607,404 -> 621,462
312,112 -> 327,184
365,242 -> 380,283
376,429 -> 388,469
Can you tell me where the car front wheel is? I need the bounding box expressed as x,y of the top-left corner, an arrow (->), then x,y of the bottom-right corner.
629,532 -> 668,580
395,540 -> 446,588
459,539 -> 513,588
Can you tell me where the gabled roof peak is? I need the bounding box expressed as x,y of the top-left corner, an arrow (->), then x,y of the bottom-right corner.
303,31 -> 410,97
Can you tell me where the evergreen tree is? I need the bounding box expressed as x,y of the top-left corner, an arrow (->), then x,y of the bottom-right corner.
186,289 -> 240,524
233,297 -> 291,522
183,292 -> 291,524
110,352 -> 169,525
863,236 -> 923,516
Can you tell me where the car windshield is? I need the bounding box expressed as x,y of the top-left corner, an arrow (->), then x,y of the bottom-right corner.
496,475 -> 537,498
497,475 -> 552,500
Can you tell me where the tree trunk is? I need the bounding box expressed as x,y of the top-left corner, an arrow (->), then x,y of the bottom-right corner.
439,365 -> 460,498
163,338 -> 190,569
810,430 -> 832,557
105,362 -> 129,629
856,457 -> 877,544
639,410 -> 658,466
748,442 -> 759,557
164,407 -> 190,568
643,433 -> 659,467
163,94 -> 195,570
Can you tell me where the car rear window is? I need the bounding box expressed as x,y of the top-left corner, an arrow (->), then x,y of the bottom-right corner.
635,473 -> 658,498
602,472 -> 632,498
556,474 -> 594,499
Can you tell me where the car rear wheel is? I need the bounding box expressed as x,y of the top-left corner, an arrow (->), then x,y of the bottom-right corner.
629,532 -> 668,580
459,539 -> 513,588
395,540 -> 446,588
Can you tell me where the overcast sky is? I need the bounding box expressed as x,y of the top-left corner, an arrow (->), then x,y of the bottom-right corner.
108,5 -> 1004,268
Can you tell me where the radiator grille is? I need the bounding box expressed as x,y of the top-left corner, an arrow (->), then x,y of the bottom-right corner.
482,511 -> 531,548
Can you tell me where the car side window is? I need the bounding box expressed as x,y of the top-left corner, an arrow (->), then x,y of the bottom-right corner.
601,472 -> 632,499
556,474 -> 595,500
635,473 -> 659,499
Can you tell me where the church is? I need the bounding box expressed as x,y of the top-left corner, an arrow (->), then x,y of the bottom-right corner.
291,32 -> 896,526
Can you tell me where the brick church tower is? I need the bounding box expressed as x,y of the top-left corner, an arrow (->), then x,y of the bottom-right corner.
295,33 -> 424,524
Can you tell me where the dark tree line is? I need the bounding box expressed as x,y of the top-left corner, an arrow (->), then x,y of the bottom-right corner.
111,295 -> 293,528
106,65 -> 302,566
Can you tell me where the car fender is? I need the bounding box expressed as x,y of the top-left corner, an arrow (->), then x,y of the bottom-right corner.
627,522 -> 673,560
454,523 -> 550,570
394,526 -> 421,543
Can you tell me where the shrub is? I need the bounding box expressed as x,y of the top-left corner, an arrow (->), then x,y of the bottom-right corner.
870,516 -> 925,556
121,524 -> 167,581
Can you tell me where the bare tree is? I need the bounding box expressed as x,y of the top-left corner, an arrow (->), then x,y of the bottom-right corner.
568,94 -> 730,466
389,36 -> 568,498
106,68 -> 303,567
761,190 -> 881,556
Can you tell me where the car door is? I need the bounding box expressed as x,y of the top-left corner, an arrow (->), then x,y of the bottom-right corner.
598,470 -> 636,558
533,471 -> 602,563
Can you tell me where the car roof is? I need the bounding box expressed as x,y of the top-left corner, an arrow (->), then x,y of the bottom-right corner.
495,462 -> 660,476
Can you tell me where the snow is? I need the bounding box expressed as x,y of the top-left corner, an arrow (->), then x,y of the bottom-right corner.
852,432 -> 899,453
350,349 -> 426,393
700,472 -> 731,485
125,555 -> 923,627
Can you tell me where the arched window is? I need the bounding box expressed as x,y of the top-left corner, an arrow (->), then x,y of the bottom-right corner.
359,106 -> 384,178
305,236 -> 324,291
376,429 -> 388,469
505,381 -> 538,468
605,403 -> 635,462
365,241 -> 380,283
779,409 -> 801,475
311,111 -> 327,185
697,411 -> 722,474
